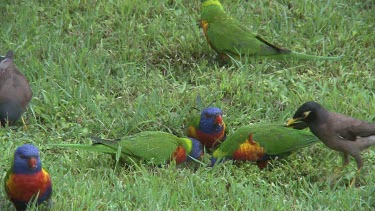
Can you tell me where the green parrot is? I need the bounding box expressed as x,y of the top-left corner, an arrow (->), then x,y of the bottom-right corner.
50,131 -> 203,165
212,123 -> 319,169
200,0 -> 341,61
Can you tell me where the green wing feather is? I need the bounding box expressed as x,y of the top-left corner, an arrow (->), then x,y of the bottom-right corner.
50,131 -> 189,165
213,123 -> 319,159
208,18 -> 265,56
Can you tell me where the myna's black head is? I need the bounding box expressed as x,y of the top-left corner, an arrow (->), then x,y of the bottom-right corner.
5,50 -> 14,59
287,101 -> 324,127
292,101 -> 324,123
0,50 -> 14,64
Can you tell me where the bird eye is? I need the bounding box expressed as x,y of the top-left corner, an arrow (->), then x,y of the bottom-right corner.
19,155 -> 28,159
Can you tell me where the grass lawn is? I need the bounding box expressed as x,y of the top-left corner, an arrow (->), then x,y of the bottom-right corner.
1,0 -> 374,210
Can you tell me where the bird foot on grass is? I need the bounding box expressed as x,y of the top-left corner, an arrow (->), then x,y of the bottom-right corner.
323,167 -> 343,184
349,177 -> 357,188
21,117 -> 28,130
348,169 -> 361,188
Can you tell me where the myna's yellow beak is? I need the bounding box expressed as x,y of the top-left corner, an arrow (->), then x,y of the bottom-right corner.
286,118 -> 298,126
286,111 -> 310,127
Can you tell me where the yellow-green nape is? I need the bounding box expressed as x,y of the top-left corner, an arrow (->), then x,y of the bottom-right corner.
213,148 -> 226,158
182,138 -> 193,153
201,0 -> 222,7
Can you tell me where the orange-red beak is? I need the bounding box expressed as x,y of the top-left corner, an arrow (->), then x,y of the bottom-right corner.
215,115 -> 223,126
28,157 -> 37,169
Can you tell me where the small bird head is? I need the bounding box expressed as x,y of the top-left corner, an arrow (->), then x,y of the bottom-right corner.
13,144 -> 42,174
187,138 -> 203,161
0,58 -> 13,70
0,50 -> 14,70
199,107 -> 225,133
287,101 -> 323,126
201,0 -> 217,3
201,0 -> 223,8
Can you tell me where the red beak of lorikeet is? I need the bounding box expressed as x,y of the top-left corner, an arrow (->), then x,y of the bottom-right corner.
28,157 -> 37,169
215,115 -> 223,126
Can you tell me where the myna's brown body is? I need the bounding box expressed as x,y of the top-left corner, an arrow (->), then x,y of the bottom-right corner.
287,101 -> 375,171
0,50 -> 32,126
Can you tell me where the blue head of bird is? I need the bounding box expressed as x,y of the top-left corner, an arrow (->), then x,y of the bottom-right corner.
187,138 -> 204,161
12,144 -> 42,174
199,107 -> 225,134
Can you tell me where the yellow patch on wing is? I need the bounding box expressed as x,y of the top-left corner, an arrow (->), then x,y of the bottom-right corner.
5,174 -> 14,191
188,126 -> 197,138
42,168 -> 51,183
200,20 -> 216,50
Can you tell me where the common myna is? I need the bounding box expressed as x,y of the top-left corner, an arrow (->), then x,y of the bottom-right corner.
0,50 -> 32,126
287,101 -> 375,186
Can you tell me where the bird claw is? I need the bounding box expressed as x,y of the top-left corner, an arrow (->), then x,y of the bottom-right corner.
323,166 -> 343,184
348,169 -> 361,188
349,177 -> 356,188
21,116 -> 28,130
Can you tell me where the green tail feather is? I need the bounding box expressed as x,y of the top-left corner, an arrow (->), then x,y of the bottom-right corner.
260,52 -> 342,61
90,137 -> 119,146
48,143 -> 116,154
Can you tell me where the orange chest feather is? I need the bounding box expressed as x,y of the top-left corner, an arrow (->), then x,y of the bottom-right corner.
233,134 -> 265,161
200,20 -> 209,37
6,169 -> 52,202
171,146 -> 187,164
188,125 -> 225,148
200,20 -> 214,46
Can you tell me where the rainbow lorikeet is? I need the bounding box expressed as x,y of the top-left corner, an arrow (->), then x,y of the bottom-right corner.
187,106 -> 227,149
211,124 -> 319,169
200,0 -> 341,61
50,131 -> 203,165
0,50 -> 32,126
4,144 -> 52,211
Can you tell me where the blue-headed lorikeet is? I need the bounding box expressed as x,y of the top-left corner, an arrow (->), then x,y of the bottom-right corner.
200,0 -> 341,61
4,144 -> 52,211
211,124 -> 319,169
50,131 -> 203,165
187,106 -> 227,149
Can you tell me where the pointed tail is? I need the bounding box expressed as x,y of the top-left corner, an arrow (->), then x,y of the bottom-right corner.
48,142 -> 115,154
261,52 -> 342,61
